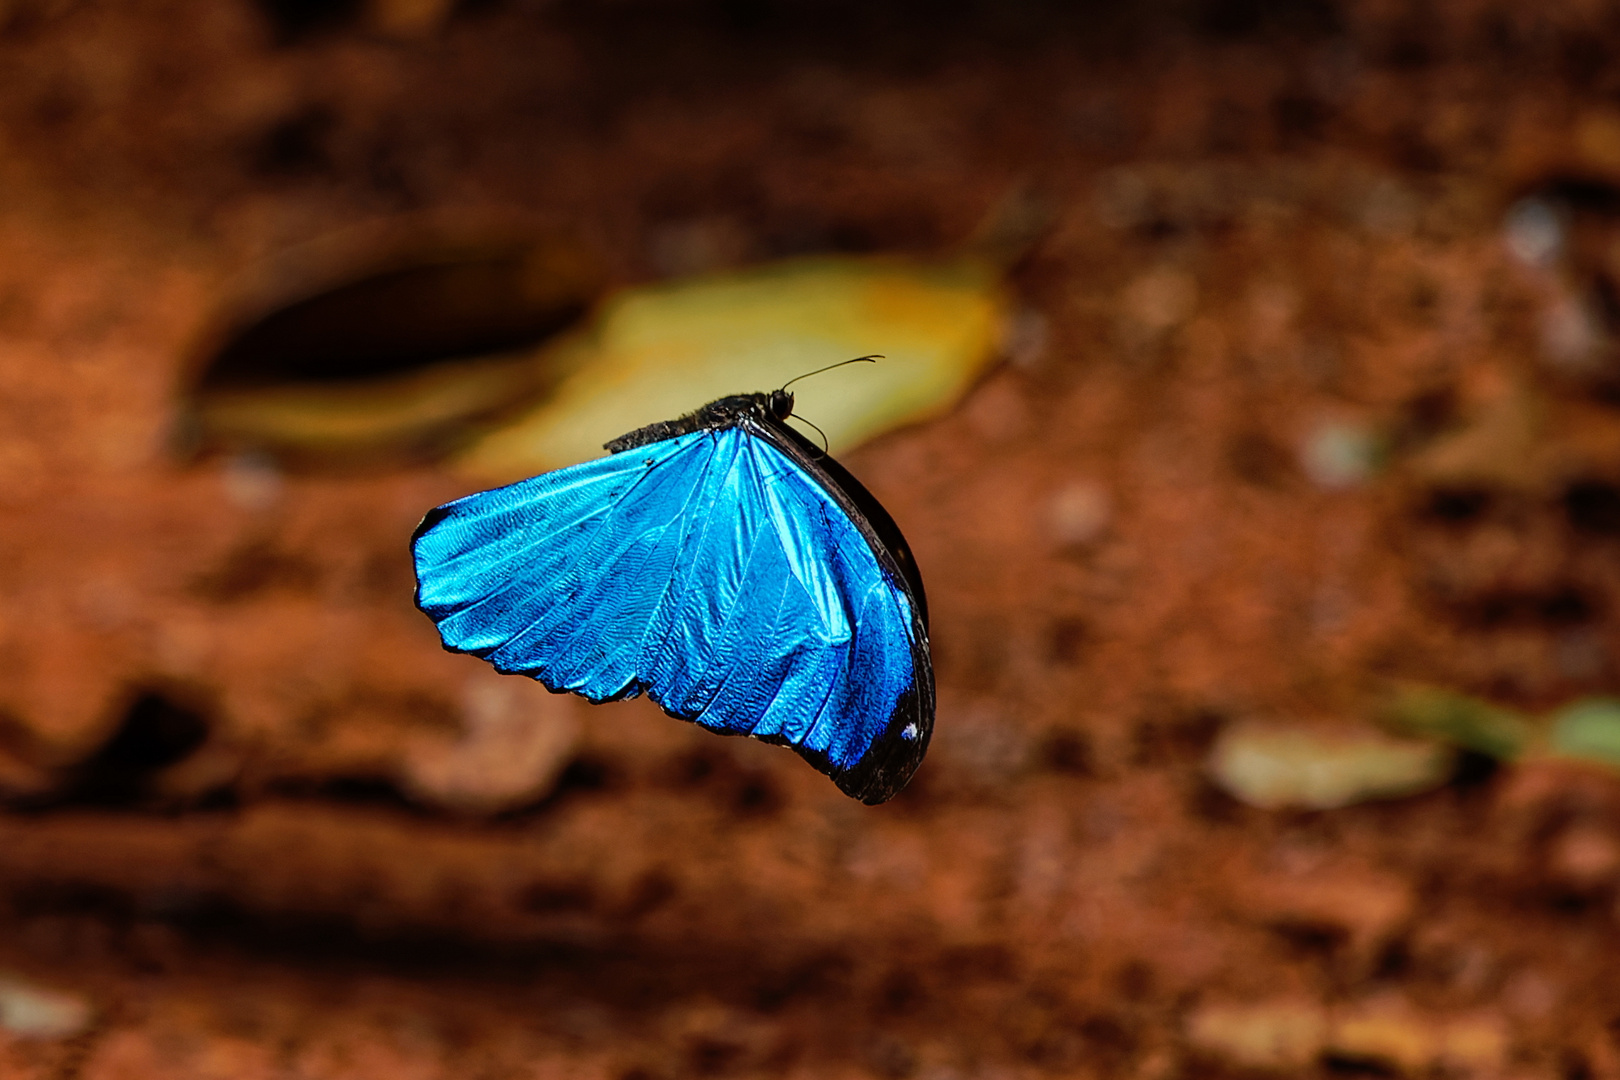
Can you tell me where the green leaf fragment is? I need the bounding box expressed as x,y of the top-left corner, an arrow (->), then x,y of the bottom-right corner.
1379,685 -> 1533,761
1549,698 -> 1620,767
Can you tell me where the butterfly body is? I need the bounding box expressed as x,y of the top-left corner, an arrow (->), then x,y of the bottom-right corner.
412,390 -> 933,803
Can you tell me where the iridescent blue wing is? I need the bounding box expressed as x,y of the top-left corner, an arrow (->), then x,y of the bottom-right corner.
413,425 -> 932,803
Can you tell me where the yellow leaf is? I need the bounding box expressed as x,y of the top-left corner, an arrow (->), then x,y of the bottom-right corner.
455,254 -> 1008,481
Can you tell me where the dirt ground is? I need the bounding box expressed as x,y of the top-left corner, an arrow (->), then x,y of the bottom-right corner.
3,1 -> 1620,1077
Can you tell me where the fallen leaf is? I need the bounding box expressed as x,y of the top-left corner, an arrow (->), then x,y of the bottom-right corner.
188,234 -> 602,467
1209,719 -> 1454,811
455,254 -> 1008,480
1329,1000 -> 1434,1075
1186,1000 -> 1326,1071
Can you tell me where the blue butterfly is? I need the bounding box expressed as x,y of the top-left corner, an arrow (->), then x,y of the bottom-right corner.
411,379 -> 934,804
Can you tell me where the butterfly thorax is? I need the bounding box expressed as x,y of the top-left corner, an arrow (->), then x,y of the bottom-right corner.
603,391 -> 794,454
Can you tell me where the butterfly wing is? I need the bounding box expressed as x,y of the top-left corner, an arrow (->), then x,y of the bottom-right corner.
413,426 -> 931,803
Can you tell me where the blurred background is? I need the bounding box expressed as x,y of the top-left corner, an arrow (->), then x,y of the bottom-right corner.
3,0 -> 1620,1076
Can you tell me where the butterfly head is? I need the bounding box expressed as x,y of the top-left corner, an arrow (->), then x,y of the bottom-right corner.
767,389 -> 795,421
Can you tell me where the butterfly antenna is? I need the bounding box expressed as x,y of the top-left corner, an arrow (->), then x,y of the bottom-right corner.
789,414 -> 832,455
780,354 -> 882,393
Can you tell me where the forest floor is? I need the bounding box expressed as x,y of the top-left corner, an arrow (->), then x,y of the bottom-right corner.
2,1 -> 1620,1077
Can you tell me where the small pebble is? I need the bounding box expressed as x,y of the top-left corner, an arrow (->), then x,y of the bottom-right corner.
1503,198 -> 1564,268
1549,821 -> 1620,890
1300,421 -> 1378,490
1047,481 -> 1112,546
1539,292 -> 1606,372
401,676 -> 582,814
220,451 -> 283,511
1119,268 -> 1198,343
0,974 -> 92,1039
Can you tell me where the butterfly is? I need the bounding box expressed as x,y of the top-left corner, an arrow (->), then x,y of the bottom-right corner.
411,366 -> 934,804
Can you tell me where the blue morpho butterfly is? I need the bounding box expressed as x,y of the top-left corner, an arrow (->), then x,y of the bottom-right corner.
411,358 -> 934,804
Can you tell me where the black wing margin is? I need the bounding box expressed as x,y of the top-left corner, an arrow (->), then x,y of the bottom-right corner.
745,415 -> 935,804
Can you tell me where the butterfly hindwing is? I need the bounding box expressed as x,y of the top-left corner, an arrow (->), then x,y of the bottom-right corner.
413,423 -> 931,802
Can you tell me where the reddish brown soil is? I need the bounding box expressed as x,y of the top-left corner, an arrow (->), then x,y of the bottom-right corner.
3,2 -> 1620,1077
